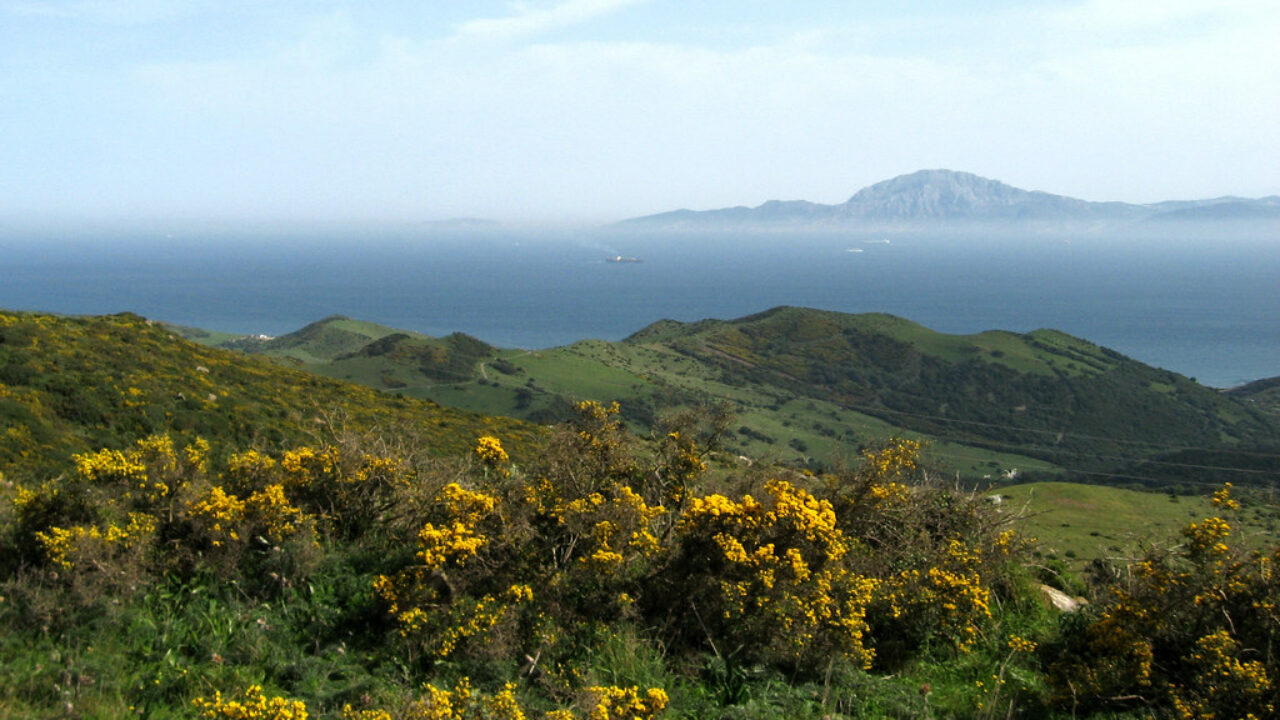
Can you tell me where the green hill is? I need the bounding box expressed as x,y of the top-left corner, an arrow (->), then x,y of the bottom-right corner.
636,307 -> 1280,484
186,307 -> 1280,487
0,311 -> 539,481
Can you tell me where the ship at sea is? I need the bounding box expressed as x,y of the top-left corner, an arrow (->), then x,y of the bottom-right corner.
606,255 -> 643,263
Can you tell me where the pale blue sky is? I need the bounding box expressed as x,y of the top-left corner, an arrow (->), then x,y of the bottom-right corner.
2,0 -> 1277,225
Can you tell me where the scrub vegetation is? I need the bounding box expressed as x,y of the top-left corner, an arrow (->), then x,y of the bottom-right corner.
2,310 -> 1278,718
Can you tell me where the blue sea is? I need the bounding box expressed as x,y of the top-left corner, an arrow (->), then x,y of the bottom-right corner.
2,229 -> 1277,388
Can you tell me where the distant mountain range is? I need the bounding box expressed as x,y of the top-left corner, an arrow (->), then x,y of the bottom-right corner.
616,169 -> 1280,231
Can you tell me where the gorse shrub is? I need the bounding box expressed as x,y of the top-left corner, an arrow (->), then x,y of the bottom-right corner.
666,478 -> 879,670
1044,483 -> 1278,718
2,398 -> 1046,718
191,680 -> 668,720
365,406 -> 1023,688
827,440 -> 1028,668
194,685 -> 310,720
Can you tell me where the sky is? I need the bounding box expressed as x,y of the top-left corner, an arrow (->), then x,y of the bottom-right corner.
1,0 -> 1278,225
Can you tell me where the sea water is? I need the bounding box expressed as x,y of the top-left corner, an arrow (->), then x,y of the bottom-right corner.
1,229 -> 1276,388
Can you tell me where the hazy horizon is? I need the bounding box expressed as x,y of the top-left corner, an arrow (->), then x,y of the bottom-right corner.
3,1 -> 1278,226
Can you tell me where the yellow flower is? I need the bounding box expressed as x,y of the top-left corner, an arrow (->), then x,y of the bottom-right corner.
474,435 -> 510,472
192,686 -> 308,720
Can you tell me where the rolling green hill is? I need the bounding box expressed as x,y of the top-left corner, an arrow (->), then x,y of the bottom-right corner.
0,311 -> 539,481
181,307 -> 1280,487
634,307 -> 1280,485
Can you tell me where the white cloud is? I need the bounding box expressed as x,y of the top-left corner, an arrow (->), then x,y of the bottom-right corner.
3,2 -> 77,19
1045,0 -> 1278,33
3,0 -> 209,24
455,0 -> 649,41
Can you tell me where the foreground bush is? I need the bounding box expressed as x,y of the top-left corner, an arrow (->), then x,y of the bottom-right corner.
2,403 -> 1039,718
1045,484 -> 1278,718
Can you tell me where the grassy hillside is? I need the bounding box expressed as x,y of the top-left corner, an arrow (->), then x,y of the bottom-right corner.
0,311 -> 539,481
184,308 -> 1280,488
624,307 -> 1280,491
190,322 -> 1060,478
644,307 -> 1277,471
999,481 -> 1280,573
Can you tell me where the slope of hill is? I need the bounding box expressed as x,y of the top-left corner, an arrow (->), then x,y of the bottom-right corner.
627,308 -> 1279,484
187,308 -> 1280,487
616,169 -> 1280,231
1000,481 -> 1279,573
1226,375 -> 1280,421
0,311 -> 539,480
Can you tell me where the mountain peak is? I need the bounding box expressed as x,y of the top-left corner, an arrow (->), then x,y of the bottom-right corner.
615,170 -> 1278,230
839,169 -> 1065,219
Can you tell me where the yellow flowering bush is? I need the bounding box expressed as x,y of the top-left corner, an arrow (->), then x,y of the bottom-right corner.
35,511 -> 156,571
474,435 -> 511,477
226,449 -> 279,493
366,420 -> 1025,686
818,438 -> 1022,666
1167,629 -> 1274,720
193,685 -> 308,720
188,486 -> 247,547
669,479 -> 879,668
73,447 -> 147,485
579,685 -> 668,720
420,586 -> 536,658
872,540 -> 992,653
340,708 -> 392,720
649,427 -> 709,510
560,485 -> 665,575
187,483 -> 311,552
373,482 -> 520,654
860,438 -> 921,481
1046,485 -> 1279,718
376,677 -> 531,720
72,434 -> 207,509
245,484 -> 309,544
11,436 -> 205,569
222,444 -> 411,538
544,401 -> 640,498
9,479 -> 94,563
279,445 -> 341,488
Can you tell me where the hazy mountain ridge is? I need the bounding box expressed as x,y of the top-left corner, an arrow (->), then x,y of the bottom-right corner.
617,169 -> 1280,230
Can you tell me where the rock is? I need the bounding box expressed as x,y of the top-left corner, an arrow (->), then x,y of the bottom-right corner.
1038,583 -> 1086,612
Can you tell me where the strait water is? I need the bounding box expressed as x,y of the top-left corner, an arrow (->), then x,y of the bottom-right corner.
1,229 -> 1276,388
